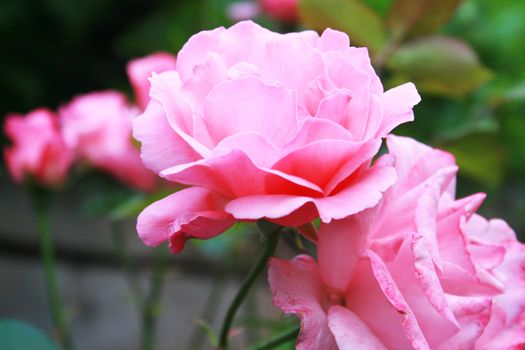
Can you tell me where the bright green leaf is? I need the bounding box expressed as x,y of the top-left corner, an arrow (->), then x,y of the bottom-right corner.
387,0 -> 462,38
387,36 -> 492,97
0,320 -> 60,350
298,0 -> 386,54
439,133 -> 506,187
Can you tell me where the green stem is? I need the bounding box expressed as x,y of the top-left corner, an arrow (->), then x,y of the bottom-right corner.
31,189 -> 75,350
186,256 -> 232,350
110,221 -> 143,308
244,284 -> 259,345
247,326 -> 300,350
141,249 -> 167,350
217,222 -> 281,350
110,219 -> 166,350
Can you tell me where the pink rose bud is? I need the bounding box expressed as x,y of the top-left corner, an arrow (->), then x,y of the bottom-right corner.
3,108 -> 73,187
126,52 -> 177,111
133,21 -> 420,252
59,91 -> 156,191
258,0 -> 298,22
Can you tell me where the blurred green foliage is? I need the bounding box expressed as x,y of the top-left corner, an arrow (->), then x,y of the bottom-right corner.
1,0 -> 524,236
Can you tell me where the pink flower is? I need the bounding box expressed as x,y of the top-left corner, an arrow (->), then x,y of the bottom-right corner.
59,91 -> 157,191
4,108 -> 73,187
258,0 -> 298,22
134,21 -> 420,250
269,136 -> 525,349
467,215 -> 525,349
127,52 -> 177,111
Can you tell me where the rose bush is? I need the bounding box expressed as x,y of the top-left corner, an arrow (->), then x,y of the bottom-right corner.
4,108 -> 73,187
134,20 -> 420,252
269,136 -> 525,349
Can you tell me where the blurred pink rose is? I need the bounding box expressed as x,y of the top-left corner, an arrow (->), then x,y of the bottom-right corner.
127,52 -> 177,110
134,21 -> 420,250
4,108 -> 73,187
227,2 -> 261,22
269,136 -> 525,349
59,91 -> 156,191
259,0 -> 298,22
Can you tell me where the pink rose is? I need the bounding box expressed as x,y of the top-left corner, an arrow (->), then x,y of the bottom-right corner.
259,0 -> 298,22
127,52 -> 177,111
269,136 -> 525,349
467,214 -> 525,349
59,91 -> 157,191
3,108 -> 73,187
134,21 -> 420,250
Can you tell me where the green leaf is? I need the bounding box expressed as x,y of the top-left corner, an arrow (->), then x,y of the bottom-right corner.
387,36 -> 492,97
193,319 -> 218,347
387,0 -> 462,37
439,133 -> 506,187
298,0 -> 386,54
0,320 -> 60,350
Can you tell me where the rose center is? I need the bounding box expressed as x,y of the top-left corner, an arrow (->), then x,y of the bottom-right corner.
327,292 -> 345,306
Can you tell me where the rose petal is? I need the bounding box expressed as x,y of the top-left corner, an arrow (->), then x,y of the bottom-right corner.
126,52 -> 177,110
327,305 -> 388,350
136,187 -> 235,253
318,214 -> 372,292
149,71 -> 213,155
160,149 -> 323,198
133,100 -> 200,174
203,76 -> 299,148
268,256 -> 338,350
226,161 -> 396,224
436,295 -> 492,350
345,252 -> 429,349
262,34 -> 324,103
383,238 -> 460,347
176,21 -> 275,80
317,28 -> 350,52
272,139 -> 377,192
377,83 -> 421,137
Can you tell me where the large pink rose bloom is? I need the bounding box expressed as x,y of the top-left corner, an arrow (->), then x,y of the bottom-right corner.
269,136 -> 525,349
4,108 -> 73,187
134,21 -> 420,251
59,91 -> 157,191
